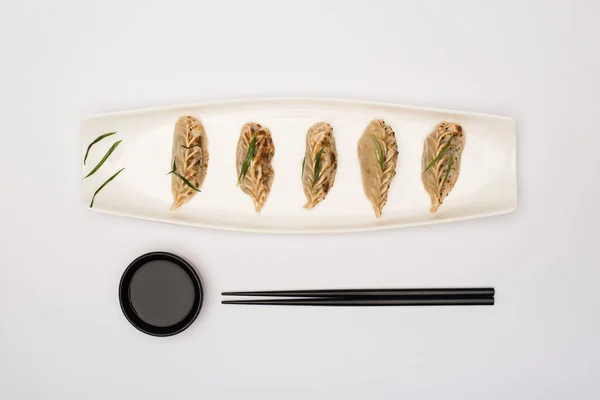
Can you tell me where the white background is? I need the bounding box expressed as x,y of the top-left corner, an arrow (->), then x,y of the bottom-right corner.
0,0 -> 598,398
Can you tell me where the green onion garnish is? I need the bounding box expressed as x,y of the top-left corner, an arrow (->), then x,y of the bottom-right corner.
313,147 -> 325,186
371,135 -> 384,171
237,131 -> 259,186
84,131 -> 116,165
301,156 -> 306,180
423,139 -> 452,175
83,140 -> 122,179
168,160 -> 200,192
89,168 -> 125,208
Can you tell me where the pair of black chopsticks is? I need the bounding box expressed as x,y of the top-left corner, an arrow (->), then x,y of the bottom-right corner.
221,288 -> 495,306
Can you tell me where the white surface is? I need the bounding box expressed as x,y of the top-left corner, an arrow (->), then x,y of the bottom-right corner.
1,0 -> 599,399
83,98 -> 517,233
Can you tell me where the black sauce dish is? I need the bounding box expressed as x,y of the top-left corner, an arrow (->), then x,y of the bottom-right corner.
119,251 -> 203,337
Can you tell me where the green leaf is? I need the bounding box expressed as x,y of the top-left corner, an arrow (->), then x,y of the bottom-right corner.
313,147 -> 325,186
423,139 -> 452,175
371,135 -> 384,171
84,131 -> 116,165
167,158 -> 200,192
89,168 -> 125,208
301,156 -> 306,180
83,140 -> 122,179
171,170 -> 201,193
441,153 -> 454,190
237,130 -> 259,186
167,159 -> 176,175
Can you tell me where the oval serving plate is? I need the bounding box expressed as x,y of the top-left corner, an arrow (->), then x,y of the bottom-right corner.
81,98 -> 517,233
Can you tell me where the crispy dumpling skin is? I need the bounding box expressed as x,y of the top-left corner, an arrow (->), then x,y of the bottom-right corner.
302,122 -> 338,208
421,122 -> 465,213
357,119 -> 398,218
236,122 -> 275,212
170,116 -> 208,210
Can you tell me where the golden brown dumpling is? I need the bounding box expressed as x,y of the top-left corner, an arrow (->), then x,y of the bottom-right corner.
421,122 -> 465,213
170,116 -> 209,210
357,119 -> 398,218
236,122 -> 275,212
302,122 -> 338,208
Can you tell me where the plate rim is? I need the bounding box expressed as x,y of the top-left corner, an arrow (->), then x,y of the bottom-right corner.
82,96 -> 516,124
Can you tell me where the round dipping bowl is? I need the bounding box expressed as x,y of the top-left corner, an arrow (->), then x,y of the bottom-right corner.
119,252 -> 203,337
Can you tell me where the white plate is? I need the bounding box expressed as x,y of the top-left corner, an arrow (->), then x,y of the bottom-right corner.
81,98 -> 517,233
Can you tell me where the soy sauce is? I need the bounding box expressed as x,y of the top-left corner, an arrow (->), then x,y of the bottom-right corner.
119,252 -> 203,336
129,260 -> 196,327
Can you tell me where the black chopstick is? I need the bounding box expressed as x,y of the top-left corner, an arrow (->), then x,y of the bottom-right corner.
222,297 -> 494,306
221,288 -> 494,298
221,287 -> 495,307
